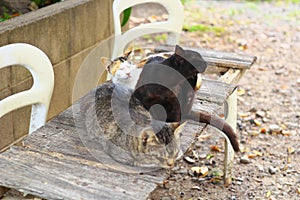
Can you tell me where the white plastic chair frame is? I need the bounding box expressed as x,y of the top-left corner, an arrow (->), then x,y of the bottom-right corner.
112,0 -> 184,60
112,0 -> 237,184
0,43 -> 54,134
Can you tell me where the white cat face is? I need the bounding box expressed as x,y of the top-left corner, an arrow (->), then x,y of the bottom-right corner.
113,61 -> 132,80
112,62 -> 142,89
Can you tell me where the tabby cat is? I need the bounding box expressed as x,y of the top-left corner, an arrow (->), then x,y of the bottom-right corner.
80,81 -> 185,169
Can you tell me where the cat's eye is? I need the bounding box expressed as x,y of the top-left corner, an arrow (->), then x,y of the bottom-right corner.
118,56 -> 126,62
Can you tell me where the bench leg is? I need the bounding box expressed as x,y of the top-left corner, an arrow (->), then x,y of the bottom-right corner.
225,89 -> 237,131
223,89 -> 237,184
217,129 -> 235,185
223,138 -> 235,185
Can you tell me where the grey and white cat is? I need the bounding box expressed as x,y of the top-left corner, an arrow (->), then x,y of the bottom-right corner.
80,81 -> 185,169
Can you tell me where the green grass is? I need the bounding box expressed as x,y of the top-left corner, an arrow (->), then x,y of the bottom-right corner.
287,10 -> 300,18
0,12 -> 11,22
154,34 -> 167,42
183,24 -> 225,36
142,33 -> 168,42
180,0 -> 192,5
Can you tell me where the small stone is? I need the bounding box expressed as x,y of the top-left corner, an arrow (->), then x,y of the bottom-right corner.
247,91 -> 253,96
275,69 -> 284,75
268,166 -> 277,174
257,165 -> 264,172
250,131 -> 260,136
269,124 -> 281,134
237,39 -> 247,47
171,166 -> 180,171
198,153 -> 207,159
256,110 -> 266,118
176,169 -> 188,174
234,177 -> 244,182
240,156 -> 251,164
191,186 -> 201,191
262,117 -> 269,123
195,142 -> 202,148
184,156 -> 196,164
179,191 -> 185,197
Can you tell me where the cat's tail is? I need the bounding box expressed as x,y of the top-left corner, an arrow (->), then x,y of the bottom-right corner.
184,110 -> 240,152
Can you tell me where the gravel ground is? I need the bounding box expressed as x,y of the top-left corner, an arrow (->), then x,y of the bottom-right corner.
1,1 -> 300,200
133,1 -> 300,200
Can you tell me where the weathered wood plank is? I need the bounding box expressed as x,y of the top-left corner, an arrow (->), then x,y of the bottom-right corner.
191,78 -> 236,116
155,45 -> 257,70
0,79 -> 236,199
0,147 -> 164,200
0,118 -> 205,200
219,68 -> 248,85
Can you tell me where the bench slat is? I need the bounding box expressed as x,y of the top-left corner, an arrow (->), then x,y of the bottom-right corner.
0,147 -> 164,200
155,45 -> 257,70
0,79 -> 235,199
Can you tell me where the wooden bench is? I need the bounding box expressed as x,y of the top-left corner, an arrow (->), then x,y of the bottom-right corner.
0,47 -> 256,199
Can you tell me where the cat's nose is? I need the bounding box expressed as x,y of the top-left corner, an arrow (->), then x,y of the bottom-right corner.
166,159 -> 174,167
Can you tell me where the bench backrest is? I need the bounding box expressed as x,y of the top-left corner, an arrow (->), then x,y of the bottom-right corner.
0,43 -> 54,134
112,0 -> 184,60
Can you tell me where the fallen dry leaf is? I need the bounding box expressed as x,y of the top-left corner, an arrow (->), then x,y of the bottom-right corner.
253,150 -> 263,156
253,178 -> 263,183
191,166 -> 209,177
237,88 -> 246,96
287,147 -> 295,154
210,145 -> 221,152
253,119 -> 262,126
260,127 -> 267,133
238,112 -> 251,118
266,190 -> 271,198
281,130 -> 291,136
248,150 -> 262,158
248,154 -> 256,159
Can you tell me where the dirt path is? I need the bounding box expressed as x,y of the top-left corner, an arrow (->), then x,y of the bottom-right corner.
142,1 -> 300,199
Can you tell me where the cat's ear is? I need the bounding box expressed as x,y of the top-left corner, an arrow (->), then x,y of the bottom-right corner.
195,74 -> 202,91
100,57 -> 112,69
173,121 -> 187,139
175,45 -> 185,55
140,128 -> 159,148
166,122 -> 180,132
124,46 -> 134,60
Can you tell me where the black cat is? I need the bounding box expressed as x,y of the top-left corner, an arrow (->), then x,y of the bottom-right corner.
133,45 -> 239,152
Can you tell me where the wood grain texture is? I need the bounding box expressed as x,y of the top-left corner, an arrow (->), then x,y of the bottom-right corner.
0,79 -> 235,200
155,45 -> 257,70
